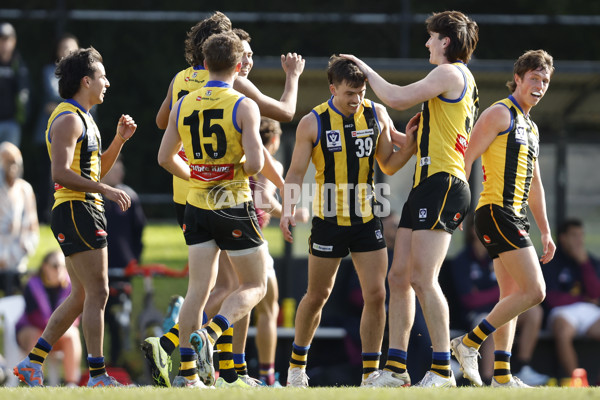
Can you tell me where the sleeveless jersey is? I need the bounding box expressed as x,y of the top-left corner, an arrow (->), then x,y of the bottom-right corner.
477,95 -> 540,217
176,81 -> 252,210
414,61 -> 479,186
170,65 -> 210,204
45,99 -> 103,210
311,97 -> 381,226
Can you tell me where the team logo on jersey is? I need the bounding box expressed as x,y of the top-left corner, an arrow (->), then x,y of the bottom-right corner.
455,134 -> 468,156
483,235 -> 491,244
375,229 -> 383,240
196,96 -> 202,101
206,90 -> 212,96
312,243 -> 333,252
419,208 -> 427,219
352,129 -> 374,138
87,129 -> 99,152
232,229 -> 243,238
326,130 -> 342,152
192,72 -> 198,79
57,233 -> 65,243
95,229 -> 107,237
420,156 -> 431,167
185,77 -> 190,82
453,212 -> 462,221
515,126 -> 527,145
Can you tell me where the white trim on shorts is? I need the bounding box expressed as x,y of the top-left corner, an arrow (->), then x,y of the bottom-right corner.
547,302 -> 600,336
226,242 -> 267,257
189,239 -> 218,248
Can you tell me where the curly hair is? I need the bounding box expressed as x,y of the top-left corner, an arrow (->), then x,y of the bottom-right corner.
55,47 -> 103,99
184,11 -> 232,67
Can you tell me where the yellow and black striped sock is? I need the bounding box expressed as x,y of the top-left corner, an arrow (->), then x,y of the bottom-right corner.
463,319 -> 495,350
289,343 -> 310,369
206,315 -> 230,345
88,356 -> 106,378
362,352 -> 381,380
160,323 -> 179,355
493,351 -> 512,384
178,347 -> 198,381
216,327 -> 237,383
431,352 -> 451,378
383,348 -> 407,374
28,338 -> 52,365
234,353 -> 248,376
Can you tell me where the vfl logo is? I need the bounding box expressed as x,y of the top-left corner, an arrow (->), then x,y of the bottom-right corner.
420,156 -> 431,167
375,229 -> 383,240
206,90 -> 212,96
419,208 -> 427,219
326,130 -> 342,152
515,126 -> 527,145
192,72 -> 198,78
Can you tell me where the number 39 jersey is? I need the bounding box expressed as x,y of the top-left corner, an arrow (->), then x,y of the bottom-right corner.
310,97 -> 381,226
176,80 -> 252,210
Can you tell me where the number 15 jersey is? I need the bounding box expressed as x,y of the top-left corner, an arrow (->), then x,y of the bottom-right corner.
176,80 -> 252,210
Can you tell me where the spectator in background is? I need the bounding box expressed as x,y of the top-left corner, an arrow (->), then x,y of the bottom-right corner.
0,141 -> 39,295
101,156 -> 146,366
0,22 -> 29,147
33,34 -> 80,223
16,250 -> 82,387
543,219 -> 600,383
449,215 -> 548,385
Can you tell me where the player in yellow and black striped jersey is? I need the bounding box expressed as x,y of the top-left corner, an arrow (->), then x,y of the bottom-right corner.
280,55 -> 417,387
157,32 -> 271,389
456,50 -> 556,388
14,47 -> 136,388
342,11 -> 480,387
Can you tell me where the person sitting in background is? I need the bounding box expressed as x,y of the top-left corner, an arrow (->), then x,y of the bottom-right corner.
449,215 -> 548,385
101,156 -> 146,367
16,250 -> 82,387
0,141 -> 39,296
543,218 -> 600,385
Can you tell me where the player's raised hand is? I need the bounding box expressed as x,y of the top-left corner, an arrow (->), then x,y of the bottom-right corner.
116,114 -> 137,142
281,52 -> 305,77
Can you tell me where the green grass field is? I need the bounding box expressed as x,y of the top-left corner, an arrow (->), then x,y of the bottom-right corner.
0,386 -> 599,399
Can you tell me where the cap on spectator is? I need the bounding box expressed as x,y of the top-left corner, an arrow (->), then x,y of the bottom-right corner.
0,22 -> 16,38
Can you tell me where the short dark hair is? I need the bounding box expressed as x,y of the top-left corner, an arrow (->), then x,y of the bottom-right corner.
327,55 -> 366,88
55,47 -> 103,99
426,10 -> 478,63
557,218 -> 583,236
202,31 -> 244,73
185,11 -> 232,67
506,49 -> 554,93
259,117 -> 282,146
233,28 -> 251,43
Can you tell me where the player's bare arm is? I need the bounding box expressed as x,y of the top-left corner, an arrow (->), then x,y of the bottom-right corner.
50,113 -> 131,211
156,77 -> 175,129
238,97 -> 264,176
233,52 -> 304,123
260,148 -> 284,190
340,54 -> 463,111
464,104 -> 511,179
157,99 -> 190,181
101,114 -> 137,178
528,160 -> 556,264
375,106 -> 418,175
279,112 -> 316,243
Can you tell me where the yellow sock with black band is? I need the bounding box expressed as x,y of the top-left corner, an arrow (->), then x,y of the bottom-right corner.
178,347 -> 198,381
463,319 -> 496,350
362,352 -> 381,380
29,338 -> 52,365
493,351 -> 512,384
384,348 -> 407,374
216,327 -> 238,383
206,314 -> 230,345
290,343 -> 310,369
88,356 -> 106,378
160,323 -> 179,355
431,352 -> 452,378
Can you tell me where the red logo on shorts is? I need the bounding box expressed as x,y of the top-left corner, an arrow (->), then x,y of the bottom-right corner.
483,235 -> 491,244
453,212 -> 461,221
95,229 -> 107,237
518,229 -> 528,237
57,233 -> 65,243
232,229 -> 242,238
182,224 -> 186,233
